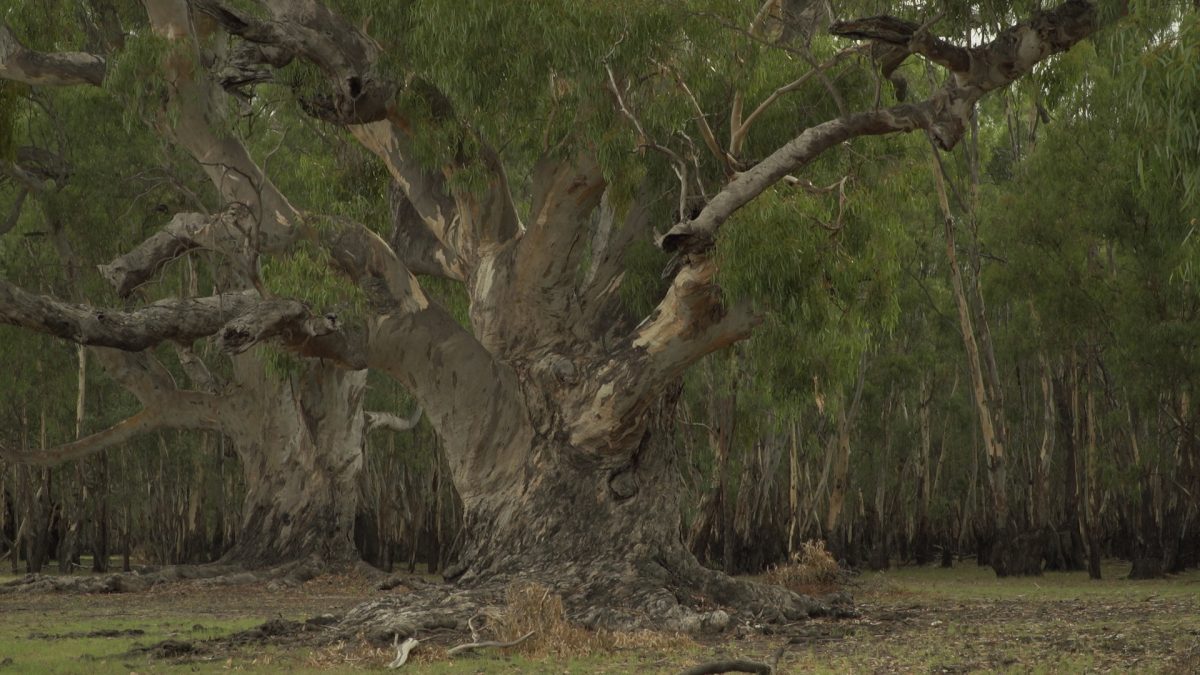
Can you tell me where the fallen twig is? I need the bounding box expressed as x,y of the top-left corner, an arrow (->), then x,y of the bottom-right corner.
447,630 -> 535,657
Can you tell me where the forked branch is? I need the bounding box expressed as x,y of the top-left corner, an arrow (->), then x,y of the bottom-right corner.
658,0 -> 1101,255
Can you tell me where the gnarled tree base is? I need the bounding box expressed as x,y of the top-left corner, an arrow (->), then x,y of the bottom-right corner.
335,546 -> 841,644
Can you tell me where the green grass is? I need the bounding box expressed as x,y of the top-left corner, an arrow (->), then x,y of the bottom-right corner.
873,559 -> 1200,600
0,615 -> 264,674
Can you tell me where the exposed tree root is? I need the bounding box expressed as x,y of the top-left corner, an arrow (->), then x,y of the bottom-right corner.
334,548 -> 851,645
0,556 -> 328,595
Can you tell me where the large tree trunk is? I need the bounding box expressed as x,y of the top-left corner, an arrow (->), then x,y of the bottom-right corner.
343,393 -> 823,639
221,361 -> 366,568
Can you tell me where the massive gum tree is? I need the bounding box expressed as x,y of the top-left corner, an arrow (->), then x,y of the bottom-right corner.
2,0 -> 1104,633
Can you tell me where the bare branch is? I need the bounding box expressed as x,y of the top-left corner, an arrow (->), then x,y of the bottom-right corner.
447,631 -> 535,657
655,60 -> 734,174
1,409 -> 160,465
98,206 -> 256,297
0,389 -> 231,467
0,281 -> 268,349
606,65 -> 692,219
387,636 -> 419,669
730,45 -> 865,158
830,14 -> 967,73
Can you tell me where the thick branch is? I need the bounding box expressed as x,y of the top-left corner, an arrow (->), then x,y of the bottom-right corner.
325,224 -> 430,316
830,16 -> 970,73
730,45 -> 865,158
99,206 -> 257,297
0,24 -> 105,87
196,0 -> 522,271
579,186 -> 656,340
480,153 -> 605,347
660,0 -> 1100,254
0,281 -> 274,350
389,185 -> 465,282
91,349 -> 179,406
1,409 -> 160,465
143,0 -> 300,256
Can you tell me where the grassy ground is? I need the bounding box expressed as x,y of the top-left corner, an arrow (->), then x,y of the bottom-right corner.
1,560 -> 1197,673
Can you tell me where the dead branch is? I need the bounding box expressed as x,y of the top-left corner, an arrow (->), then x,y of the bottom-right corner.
386,636 -> 419,669
446,630 -> 535,657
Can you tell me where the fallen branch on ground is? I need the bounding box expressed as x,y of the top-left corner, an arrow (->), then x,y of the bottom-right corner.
446,630 -> 535,657
386,636 -> 419,669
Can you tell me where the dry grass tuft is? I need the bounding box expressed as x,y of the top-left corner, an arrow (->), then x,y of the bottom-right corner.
483,582 -> 694,659
486,582 -> 594,657
763,539 -> 842,595
306,639 -> 393,670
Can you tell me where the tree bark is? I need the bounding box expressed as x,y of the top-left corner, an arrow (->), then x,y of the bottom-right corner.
220,362 -> 367,567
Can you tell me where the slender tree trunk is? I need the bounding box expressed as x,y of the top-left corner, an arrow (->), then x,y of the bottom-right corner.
824,354 -> 868,560
932,152 -> 1017,574
1082,361 -> 1103,580
914,376 -> 934,565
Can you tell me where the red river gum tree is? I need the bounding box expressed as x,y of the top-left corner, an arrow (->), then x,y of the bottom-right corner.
0,0 -> 1104,634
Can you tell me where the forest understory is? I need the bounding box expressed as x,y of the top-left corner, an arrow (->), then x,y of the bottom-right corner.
0,561 -> 1197,673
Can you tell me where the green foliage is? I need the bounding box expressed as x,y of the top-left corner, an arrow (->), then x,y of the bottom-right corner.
102,32 -> 175,132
